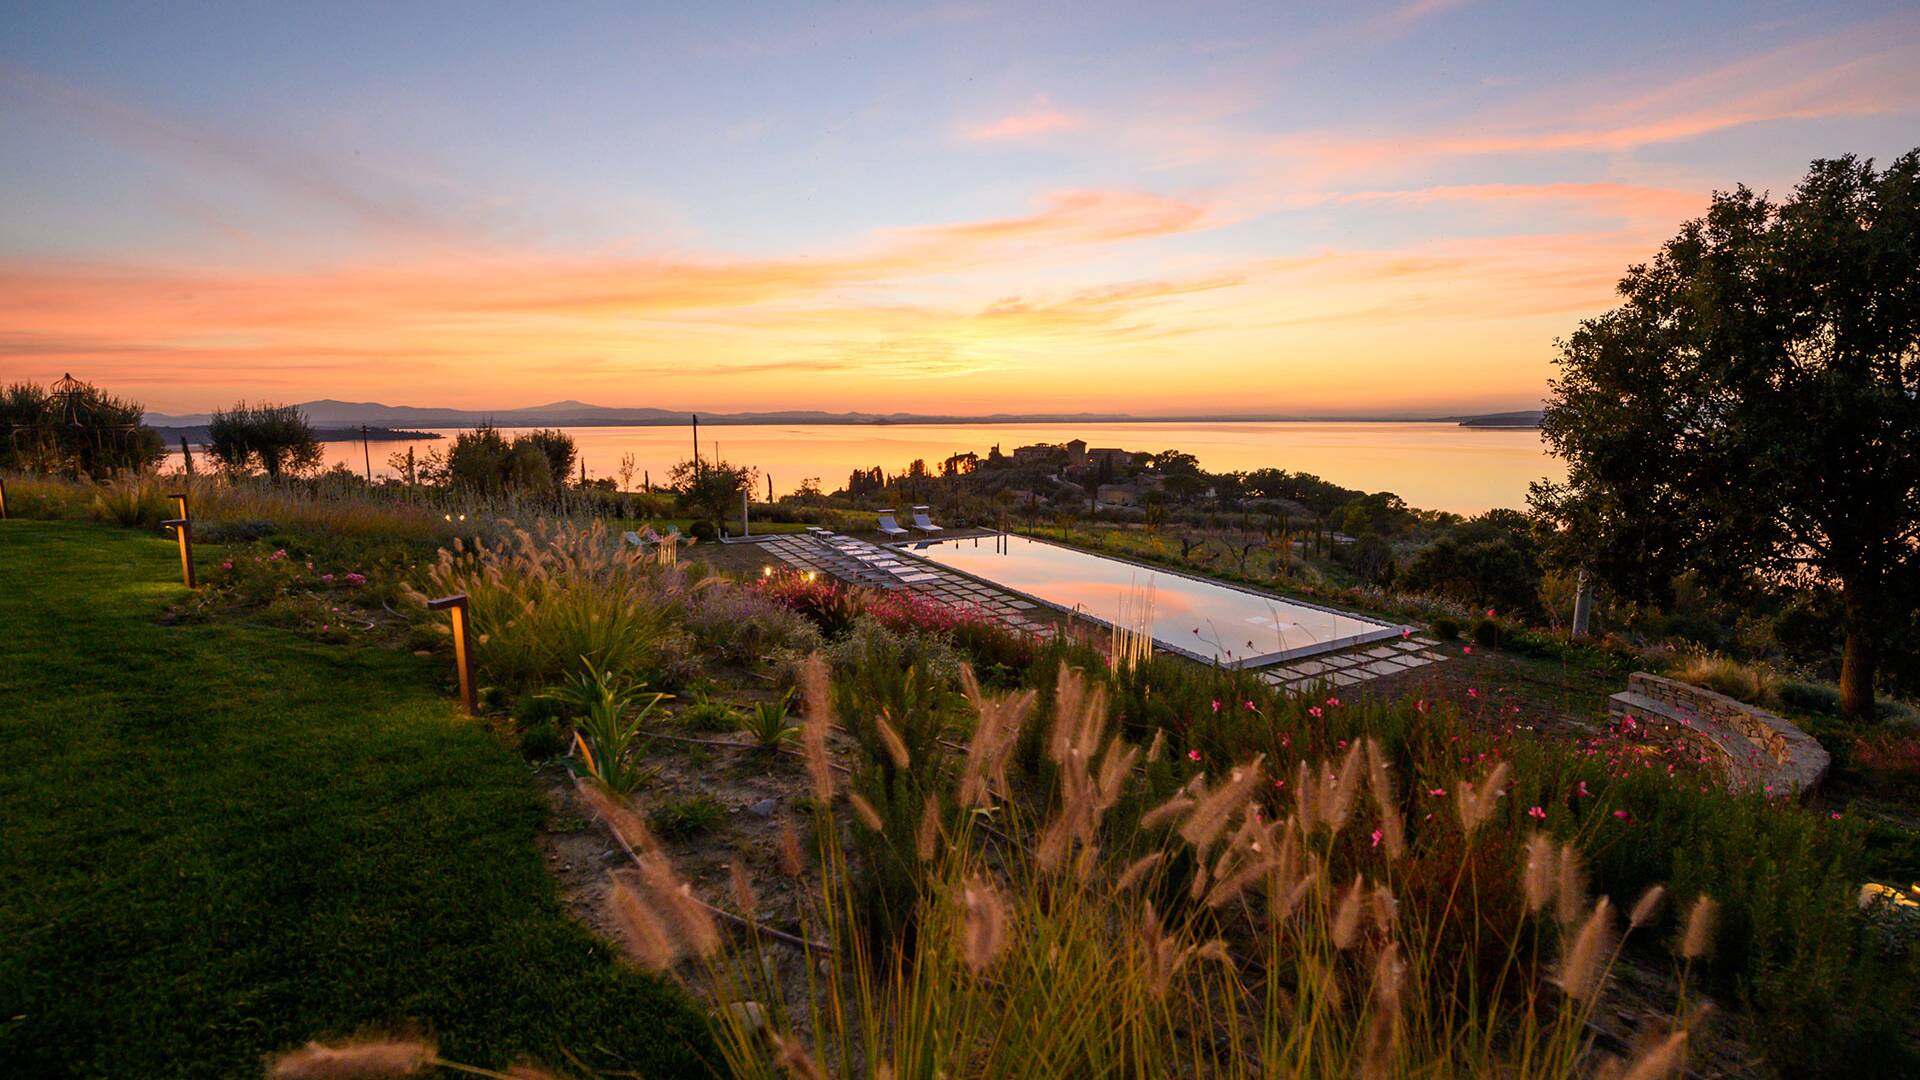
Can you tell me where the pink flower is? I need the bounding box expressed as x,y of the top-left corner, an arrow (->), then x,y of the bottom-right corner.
1244,700 -> 1255,711
1486,608 -> 1496,619
220,560 -> 233,571
321,573 -> 334,583
268,549 -> 287,561
1527,805 -> 1546,819
344,572 -> 366,586
1415,699 -> 1428,714
1830,811 -> 1842,820
1369,829 -> 1383,848
1428,787 -> 1447,797
1612,809 -> 1632,821
1576,781 -> 1591,798
1467,688 -> 1479,699
1187,749 -> 1202,762
1463,645 -> 1473,654
1308,706 -> 1323,719
1401,627 -> 1412,639
1211,699 -> 1221,713
1325,696 -> 1341,708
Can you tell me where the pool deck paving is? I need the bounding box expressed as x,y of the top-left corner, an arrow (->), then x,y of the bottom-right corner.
761,530 -> 1446,692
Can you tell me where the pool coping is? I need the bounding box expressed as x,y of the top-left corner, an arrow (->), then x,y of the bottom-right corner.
886,532 -> 1413,670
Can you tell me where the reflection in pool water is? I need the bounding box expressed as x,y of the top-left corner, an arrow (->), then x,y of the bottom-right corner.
902,534 -> 1403,667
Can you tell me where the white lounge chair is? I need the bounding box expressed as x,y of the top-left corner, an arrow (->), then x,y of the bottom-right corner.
910,506 -> 943,534
875,511 -> 910,537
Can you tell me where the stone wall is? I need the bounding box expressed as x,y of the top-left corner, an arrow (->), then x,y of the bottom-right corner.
1612,673 -> 1829,795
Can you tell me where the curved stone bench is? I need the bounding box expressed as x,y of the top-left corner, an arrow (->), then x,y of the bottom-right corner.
1608,672 -> 1829,796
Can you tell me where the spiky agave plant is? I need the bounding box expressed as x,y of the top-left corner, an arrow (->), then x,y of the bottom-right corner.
541,658 -> 667,796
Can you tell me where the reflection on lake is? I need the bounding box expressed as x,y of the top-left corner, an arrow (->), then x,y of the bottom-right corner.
168,421 -> 1560,515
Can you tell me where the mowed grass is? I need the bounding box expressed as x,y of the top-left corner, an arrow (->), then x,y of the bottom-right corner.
0,521 -> 712,1078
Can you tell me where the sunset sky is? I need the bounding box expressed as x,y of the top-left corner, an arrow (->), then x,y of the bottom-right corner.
3,1 -> 1918,417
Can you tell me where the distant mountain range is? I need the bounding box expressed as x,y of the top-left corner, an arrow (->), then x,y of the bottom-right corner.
146,399 -> 1543,430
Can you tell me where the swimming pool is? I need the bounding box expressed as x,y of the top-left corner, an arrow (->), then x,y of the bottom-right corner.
898,534 -> 1406,667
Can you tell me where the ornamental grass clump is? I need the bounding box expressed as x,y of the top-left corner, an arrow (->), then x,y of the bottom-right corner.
407,518 -> 702,692
552,660 -> 1712,1079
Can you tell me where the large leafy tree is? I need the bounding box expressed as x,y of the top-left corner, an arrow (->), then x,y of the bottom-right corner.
1532,151 -> 1920,720
1,377 -> 164,477
206,402 -> 323,479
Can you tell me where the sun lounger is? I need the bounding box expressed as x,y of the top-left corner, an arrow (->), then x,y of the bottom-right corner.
910,507 -> 943,534
876,512 -> 910,537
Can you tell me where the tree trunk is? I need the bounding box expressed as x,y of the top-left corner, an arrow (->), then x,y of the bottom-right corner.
1840,583 -> 1878,722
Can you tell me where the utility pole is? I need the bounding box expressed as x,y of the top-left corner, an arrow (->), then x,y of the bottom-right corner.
691,414 -> 700,477
361,425 -> 372,482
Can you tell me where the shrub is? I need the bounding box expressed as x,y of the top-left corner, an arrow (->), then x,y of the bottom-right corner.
742,691 -> 797,749
647,795 -> 726,841
684,584 -> 823,666
1673,653 -> 1781,706
1780,679 -> 1844,716
1471,617 -> 1501,647
407,519 -> 698,692
541,661 -> 665,796
1430,616 -> 1460,640
519,722 -> 566,761
674,690 -> 741,733
90,475 -> 172,527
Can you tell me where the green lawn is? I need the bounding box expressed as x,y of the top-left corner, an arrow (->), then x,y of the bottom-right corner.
0,521 -> 711,1078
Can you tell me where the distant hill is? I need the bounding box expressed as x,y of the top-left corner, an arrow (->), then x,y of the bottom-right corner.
1455,410 -> 1543,428
145,400 -> 1549,429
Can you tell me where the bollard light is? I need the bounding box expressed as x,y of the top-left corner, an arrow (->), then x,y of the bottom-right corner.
426,593 -> 478,715
0,475 -> 8,519
169,491 -> 189,522
161,517 -> 196,588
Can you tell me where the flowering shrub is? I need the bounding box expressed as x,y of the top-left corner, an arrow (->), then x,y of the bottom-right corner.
193,543 -> 380,640
760,571 -> 1037,674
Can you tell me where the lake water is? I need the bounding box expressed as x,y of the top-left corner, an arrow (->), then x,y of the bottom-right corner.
905,534 -> 1403,666
180,421 -> 1559,515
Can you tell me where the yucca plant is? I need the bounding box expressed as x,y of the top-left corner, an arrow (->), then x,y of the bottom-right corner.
541,659 -> 667,796
744,690 -> 798,750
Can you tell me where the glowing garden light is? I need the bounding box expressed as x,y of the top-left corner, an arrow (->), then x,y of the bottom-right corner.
161,517 -> 196,588
426,593 -> 477,716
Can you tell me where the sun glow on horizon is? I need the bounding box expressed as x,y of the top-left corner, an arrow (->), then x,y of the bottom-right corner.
2,2 -> 1917,415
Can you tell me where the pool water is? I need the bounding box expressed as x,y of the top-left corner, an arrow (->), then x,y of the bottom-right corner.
901,534 -> 1403,667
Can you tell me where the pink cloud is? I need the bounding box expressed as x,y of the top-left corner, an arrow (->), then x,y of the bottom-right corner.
962,107 -> 1085,142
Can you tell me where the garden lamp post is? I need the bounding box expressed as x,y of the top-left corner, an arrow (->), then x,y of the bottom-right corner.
426,594 -> 477,715
161,517 -> 196,588
169,491 -> 189,522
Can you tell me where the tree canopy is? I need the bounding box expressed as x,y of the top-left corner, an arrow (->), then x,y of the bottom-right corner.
1,377 -> 164,478
206,402 -> 323,479
1532,151 -> 1920,719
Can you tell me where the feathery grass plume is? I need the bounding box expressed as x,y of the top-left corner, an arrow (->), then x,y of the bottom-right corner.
848,792 -> 885,831
1556,841 -> 1587,928
1094,736 -> 1140,810
1140,792 -> 1196,831
1146,727 -> 1166,763
916,798 -> 942,862
1292,760 -> 1317,833
1274,870 -> 1319,924
269,1039 -> 436,1079
1115,851 -> 1165,893
1372,939 -> 1407,1008
1621,1028 -> 1689,1080
1523,833 -> 1557,913
1331,874 -> 1365,949
1320,742 -> 1364,831
1195,938 -> 1232,965
1362,739 -> 1405,858
1047,662 -> 1107,767
1369,883 -> 1398,931
771,1034 -> 827,1080
778,821 -> 806,876
1678,896 -> 1716,959
1180,756 -> 1265,850
608,875 -> 678,970
1137,901 -> 1192,1001
954,672 -> 1034,808
578,782 -> 658,855
799,653 -> 835,802
729,861 -> 758,917
960,875 -> 1010,974
1630,884 -> 1666,929
1453,760 -> 1510,838
874,712 -> 911,769
634,850 -> 721,959
1555,897 -> 1614,1001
